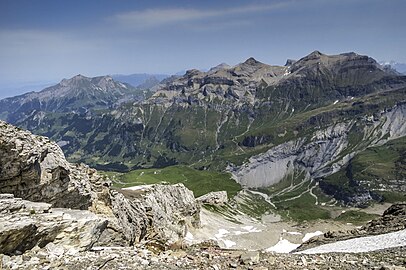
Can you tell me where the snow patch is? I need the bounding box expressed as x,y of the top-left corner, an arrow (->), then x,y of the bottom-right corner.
287,231 -> 302,235
265,238 -> 300,253
185,232 -> 194,242
215,229 -> 230,238
122,185 -> 151,191
241,226 -> 261,233
302,231 -> 323,242
298,229 -> 406,254
222,239 -> 236,248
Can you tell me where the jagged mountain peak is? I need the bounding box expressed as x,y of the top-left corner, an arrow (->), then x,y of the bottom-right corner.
185,69 -> 203,77
243,57 -> 261,65
285,59 -> 296,66
60,74 -> 116,88
60,74 -> 88,85
0,74 -> 142,121
208,63 -> 231,73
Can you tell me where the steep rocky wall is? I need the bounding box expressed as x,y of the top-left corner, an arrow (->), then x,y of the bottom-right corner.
0,193 -> 107,255
230,104 -> 406,188
120,184 -> 201,244
0,120 -> 202,250
0,120 -> 95,209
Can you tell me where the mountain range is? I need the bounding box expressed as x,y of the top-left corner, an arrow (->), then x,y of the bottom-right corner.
111,73 -> 170,88
1,50 -> 405,208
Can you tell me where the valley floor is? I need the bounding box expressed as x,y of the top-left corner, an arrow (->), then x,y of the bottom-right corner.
188,208 -> 357,252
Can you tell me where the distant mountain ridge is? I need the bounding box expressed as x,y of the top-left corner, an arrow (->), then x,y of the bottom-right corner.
0,74 -> 144,123
379,61 -> 406,74
111,73 -> 169,88
2,50 -> 406,207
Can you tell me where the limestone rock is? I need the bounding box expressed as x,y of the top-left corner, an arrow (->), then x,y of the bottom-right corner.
0,194 -> 107,255
0,120 -> 94,209
121,184 -> 201,243
0,120 -> 202,252
196,191 -> 228,205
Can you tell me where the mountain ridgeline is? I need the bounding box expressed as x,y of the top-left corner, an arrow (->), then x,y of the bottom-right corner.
1,51 -> 406,206
0,75 -> 147,123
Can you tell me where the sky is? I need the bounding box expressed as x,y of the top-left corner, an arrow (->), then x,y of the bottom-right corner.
0,0 -> 405,98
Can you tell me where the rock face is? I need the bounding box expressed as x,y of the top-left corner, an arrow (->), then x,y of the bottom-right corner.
121,184 -> 201,243
0,193 -> 107,255
0,121 -> 202,255
196,191 -> 228,205
231,103 -> 406,188
0,120 -> 96,209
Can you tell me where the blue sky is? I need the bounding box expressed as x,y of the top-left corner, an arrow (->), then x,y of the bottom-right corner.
0,0 -> 405,98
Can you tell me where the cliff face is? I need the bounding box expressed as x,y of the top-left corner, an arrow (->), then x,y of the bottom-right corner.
232,103 -> 406,185
0,120 -> 201,254
228,103 -> 406,205
0,120 -> 96,209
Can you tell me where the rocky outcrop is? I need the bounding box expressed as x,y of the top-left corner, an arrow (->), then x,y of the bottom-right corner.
0,120 -> 96,209
121,184 -> 201,243
0,120 -> 202,255
196,191 -> 228,205
0,193 -> 107,255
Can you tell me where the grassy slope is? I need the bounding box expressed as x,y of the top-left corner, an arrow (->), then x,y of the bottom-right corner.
323,136 -> 406,203
103,165 -> 241,198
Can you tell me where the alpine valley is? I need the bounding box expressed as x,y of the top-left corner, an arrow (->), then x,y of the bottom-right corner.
1,50 -> 406,268
2,51 -> 405,207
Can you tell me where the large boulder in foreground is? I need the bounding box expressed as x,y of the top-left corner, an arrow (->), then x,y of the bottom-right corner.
120,184 -> 201,244
0,120 -> 96,209
0,120 -> 202,251
0,193 -> 107,255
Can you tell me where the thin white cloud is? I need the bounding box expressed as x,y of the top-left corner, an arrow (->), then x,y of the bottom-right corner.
111,2 -> 291,29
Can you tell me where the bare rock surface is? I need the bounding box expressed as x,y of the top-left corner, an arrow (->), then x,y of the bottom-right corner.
0,120 -> 94,209
197,191 -> 228,205
1,243 -> 405,270
121,184 -> 201,243
0,120 -> 202,253
0,194 -> 107,255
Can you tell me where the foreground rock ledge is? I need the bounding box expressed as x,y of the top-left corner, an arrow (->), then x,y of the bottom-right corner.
0,120 -> 201,253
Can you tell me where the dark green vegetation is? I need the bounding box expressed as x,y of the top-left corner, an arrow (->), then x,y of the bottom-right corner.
335,210 -> 379,225
256,172 -> 333,222
104,165 -> 241,198
321,136 -> 406,206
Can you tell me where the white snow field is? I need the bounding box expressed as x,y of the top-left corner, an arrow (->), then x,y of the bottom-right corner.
298,229 -> 406,254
